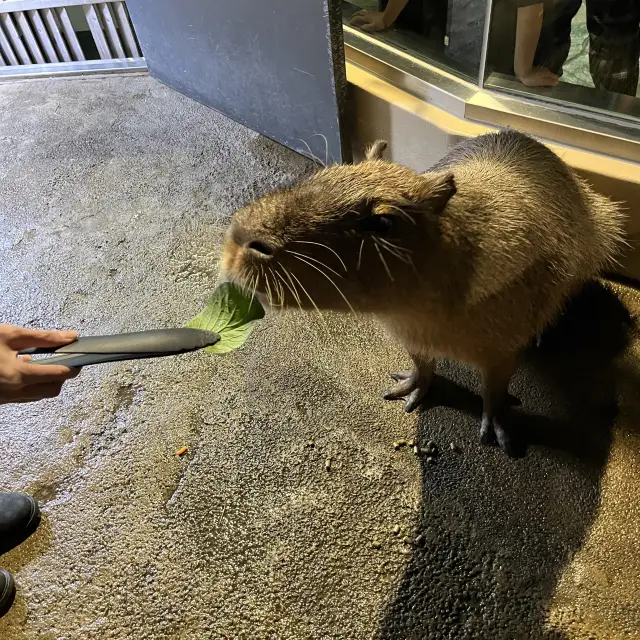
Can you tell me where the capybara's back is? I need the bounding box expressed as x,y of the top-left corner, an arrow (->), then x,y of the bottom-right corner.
430,130 -> 626,309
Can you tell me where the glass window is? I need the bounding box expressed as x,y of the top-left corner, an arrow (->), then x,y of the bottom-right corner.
342,0 -> 487,80
484,1 -> 640,122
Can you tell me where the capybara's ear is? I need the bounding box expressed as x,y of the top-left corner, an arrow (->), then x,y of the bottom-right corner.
372,172 -> 457,222
364,140 -> 388,161
412,173 -> 457,215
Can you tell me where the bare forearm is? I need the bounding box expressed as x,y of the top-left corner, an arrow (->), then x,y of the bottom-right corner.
382,0 -> 410,27
514,3 -> 544,77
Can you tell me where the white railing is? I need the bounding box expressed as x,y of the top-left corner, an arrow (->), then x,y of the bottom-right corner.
0,0 -> 145,78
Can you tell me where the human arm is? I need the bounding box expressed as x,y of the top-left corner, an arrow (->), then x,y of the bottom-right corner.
0,325 -> 79,404
350,0 -> 410,32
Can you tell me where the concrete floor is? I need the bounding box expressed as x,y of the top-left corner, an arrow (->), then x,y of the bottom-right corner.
0,75 -> 639,639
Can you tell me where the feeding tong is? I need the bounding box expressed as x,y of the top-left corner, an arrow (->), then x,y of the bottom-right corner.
18,328 -> 220,367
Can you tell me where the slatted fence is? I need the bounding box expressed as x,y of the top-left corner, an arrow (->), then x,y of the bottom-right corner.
0,0 -> 145,78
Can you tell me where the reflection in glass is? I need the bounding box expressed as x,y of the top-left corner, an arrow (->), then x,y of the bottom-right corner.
343,0 -> 487,79
486,1 -> 640,118
586,0 -> 639,96
344,0 -> 640,121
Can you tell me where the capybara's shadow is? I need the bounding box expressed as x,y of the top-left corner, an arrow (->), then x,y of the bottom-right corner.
381,280 -> 636,639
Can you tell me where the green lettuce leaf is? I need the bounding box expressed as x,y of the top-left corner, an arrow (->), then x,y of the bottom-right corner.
186,282 -> 265,354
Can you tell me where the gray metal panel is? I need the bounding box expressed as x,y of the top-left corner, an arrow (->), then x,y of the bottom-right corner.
125,0 -> 350,164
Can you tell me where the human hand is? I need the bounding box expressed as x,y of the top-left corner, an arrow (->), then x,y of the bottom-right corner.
516,67 -> 559,88
0,325 -> 80,404
350,10 -> 390,32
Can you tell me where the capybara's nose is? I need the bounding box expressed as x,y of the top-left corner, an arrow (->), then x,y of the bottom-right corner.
245,239 -> 275,258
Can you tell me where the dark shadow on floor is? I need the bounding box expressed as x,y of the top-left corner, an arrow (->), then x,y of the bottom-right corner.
380,281 -> 636,639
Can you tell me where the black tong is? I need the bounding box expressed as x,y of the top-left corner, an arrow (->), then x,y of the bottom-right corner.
19,328 -> 220,367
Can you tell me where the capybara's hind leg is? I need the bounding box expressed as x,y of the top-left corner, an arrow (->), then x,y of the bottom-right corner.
480,354 -> 519,456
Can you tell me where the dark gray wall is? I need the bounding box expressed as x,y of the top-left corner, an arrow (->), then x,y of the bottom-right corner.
126,0 -> 350,164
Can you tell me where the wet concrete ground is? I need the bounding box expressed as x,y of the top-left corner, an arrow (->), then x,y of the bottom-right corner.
0,75 -> 639,639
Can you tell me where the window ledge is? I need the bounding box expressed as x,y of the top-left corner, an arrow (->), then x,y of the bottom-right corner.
344,27 -> 640,166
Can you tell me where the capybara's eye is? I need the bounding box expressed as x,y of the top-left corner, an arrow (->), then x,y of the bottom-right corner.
357,214 -> 395,235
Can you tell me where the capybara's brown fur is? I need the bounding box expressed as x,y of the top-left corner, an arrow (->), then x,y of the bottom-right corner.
222,130 -> 626,454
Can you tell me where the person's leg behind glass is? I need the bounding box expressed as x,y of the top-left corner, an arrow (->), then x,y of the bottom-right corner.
586,0 -> 640,95
534,0 -> 583,75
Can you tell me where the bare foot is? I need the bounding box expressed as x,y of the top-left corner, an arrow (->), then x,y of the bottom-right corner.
517,68 -> 559,88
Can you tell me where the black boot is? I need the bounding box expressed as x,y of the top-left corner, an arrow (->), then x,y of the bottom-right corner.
0,492 -> 41,618
0,569 -> 15,618
0,492 -> 40,555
